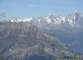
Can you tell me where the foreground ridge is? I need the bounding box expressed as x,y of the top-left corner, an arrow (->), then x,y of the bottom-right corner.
0,22 -> 83,60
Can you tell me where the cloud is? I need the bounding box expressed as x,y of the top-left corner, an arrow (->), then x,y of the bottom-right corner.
0,12 -> 6,18
28,4 -> 38,7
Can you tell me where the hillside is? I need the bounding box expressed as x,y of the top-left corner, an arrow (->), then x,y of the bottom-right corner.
0,22 -> 83,60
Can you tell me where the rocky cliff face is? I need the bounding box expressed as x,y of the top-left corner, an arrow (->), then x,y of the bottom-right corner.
0,22 -> 83,60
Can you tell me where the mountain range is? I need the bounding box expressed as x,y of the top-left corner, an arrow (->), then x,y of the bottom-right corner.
6,10 -> 83,53
0,10 -> 83,60
8,10 -> 83,27
0,22 -> 83,60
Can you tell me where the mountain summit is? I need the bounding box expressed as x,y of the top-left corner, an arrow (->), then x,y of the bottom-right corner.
74,10 -> 78,13
8,10 -> 83,28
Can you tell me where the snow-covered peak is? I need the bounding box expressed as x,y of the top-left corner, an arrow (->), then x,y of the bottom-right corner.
8,10 -> 83,27
45,17 -> 52,23
38,15 -> 42,17
45,14 -> 55,23
10,17 -> 33,22
48,14 -> 52,16
67,10 -> 82,21
46,14 -> 54,19
73,10 -> 80,15
74,10 -> 78,13
10,17 -> 22,22
37,15 -> 43,19
48,14 -> 53,17
23,18 -> 33,22
72,10 -> 79,15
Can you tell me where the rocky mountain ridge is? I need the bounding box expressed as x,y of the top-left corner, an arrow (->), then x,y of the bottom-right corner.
2,10 -> 83,54
0,22 -> 83,60
8,10 -> 83,28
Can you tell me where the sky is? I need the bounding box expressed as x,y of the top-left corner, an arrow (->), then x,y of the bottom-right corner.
0,0 -> 83,20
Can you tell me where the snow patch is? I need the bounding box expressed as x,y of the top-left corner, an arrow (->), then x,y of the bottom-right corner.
38,19 -> 40,22
23,18 -> 32,22
45,17 -> 52,23
10,18 -> 32,22
53,18 -> 57,21
74,16 -> 76,20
